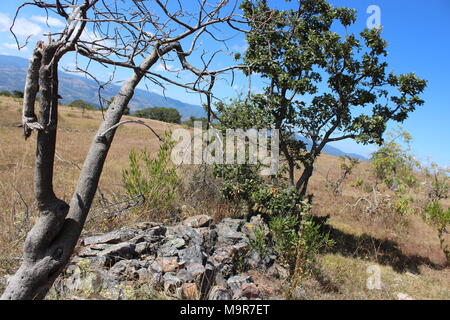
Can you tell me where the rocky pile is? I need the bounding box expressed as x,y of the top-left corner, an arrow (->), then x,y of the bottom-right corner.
55,215 -> 289,300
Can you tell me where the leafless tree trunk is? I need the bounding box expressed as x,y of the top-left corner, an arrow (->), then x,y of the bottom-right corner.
2,0 -> 241,300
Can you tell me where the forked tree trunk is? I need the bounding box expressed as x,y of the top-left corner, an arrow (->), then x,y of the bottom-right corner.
296,163 -> 314,198
1,42 -> 167,300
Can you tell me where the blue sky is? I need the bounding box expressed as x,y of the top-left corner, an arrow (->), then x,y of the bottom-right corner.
0,0 -> 449,167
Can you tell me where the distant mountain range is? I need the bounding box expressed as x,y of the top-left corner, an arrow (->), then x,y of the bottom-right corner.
0,54 -> 207,119
0,54 -> 367,161
296,136 -> 368,161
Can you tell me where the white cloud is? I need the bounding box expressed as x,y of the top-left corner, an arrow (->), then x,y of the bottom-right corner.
0,13 -> 11,32
31,15 -> 65,28
12,18 -> 42,37
2,42 -> 18,49
0,13 -> 42,36
1,42 -> 28,52
155,63 -> 174,72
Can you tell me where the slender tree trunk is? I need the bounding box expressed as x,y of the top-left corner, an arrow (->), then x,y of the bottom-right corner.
296,163 -> 314,198
1,45 -> 165,300
280,141 -> 295,187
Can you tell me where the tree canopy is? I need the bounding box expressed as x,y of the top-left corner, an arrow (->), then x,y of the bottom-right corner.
135,107 -> 182,124
233,0 -> 427,196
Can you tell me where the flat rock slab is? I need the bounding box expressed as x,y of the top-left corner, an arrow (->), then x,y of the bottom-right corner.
183,215 -> 213,228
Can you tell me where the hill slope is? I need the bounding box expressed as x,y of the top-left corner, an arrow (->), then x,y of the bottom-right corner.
0,54 -> 207,119
0,54 -> 367,160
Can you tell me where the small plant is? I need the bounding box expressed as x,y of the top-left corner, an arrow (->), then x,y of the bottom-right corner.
249,225 -> 270,259
269,214 -> 301,267
295,215 -> 335,276
122,133 -> 179,218
423,163 -> 449,201
394,194 -> 415,216
326,156 -> 360,195
423,201 -> 450,261
350,177 -> 364,188
370,128 -> 419,190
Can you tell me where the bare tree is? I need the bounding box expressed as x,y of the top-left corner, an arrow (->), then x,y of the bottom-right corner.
2,0 -> 242,300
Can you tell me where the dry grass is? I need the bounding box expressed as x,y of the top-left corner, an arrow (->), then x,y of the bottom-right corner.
0,95 -> 448,299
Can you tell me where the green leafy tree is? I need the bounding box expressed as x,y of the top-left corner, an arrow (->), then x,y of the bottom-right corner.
135,107 -> 181,124
182,116 -> 208,128
69,99 -> 95,117
370,128 -> 419,189
12,90 -> 24,98
240,0 -> 427,197
0,90 -> 12,97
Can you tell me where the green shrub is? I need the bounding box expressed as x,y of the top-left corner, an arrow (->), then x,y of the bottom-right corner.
251,186 -> 309,218
69,99 -> 95,110
269,214 -> 334,276
326,156 -> 360,195
182,116 -> 208,128
423,163 -> 449,201
249,225 -> 270,259
423,201 -> 450,260
0,90 -> 11,97
269,214 -> 301,267
370,129 -> 418,189
394,194 -> 415,216
12,90 -> 24,99
296,215 -> 335,274
122,133 -> 179,216
135,107 -> 182,124
350,177 -> 364,188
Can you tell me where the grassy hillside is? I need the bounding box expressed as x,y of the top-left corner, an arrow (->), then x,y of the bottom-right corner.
0,55 -> 206,119
0,96 -> 448,299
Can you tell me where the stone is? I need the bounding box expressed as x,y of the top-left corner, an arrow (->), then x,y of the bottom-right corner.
176,269 -> 194,283
136,268 -> 152,281
135,222 -> 163,231
168,225 -> 203,246
62,264 -> 118,296
155,257 -> 184,273
83,228 -> 137,246
219,218 -> 245,232
227,275 -> 252,293
267,263 -> 289,280
178,245 -> 205,265
98,242 -> 136,265
109,260 -> 139,280
135,242 -> 150,256
179,283 -> 200,300
158,236 -> 186,257
195,228 -> 217,253
233,283 -> 260,300
187,263 -> 206,280
163,273 -> 183,293
216,224 -> 248,246
183,215 -> 213,228
208,286 -> 232,300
